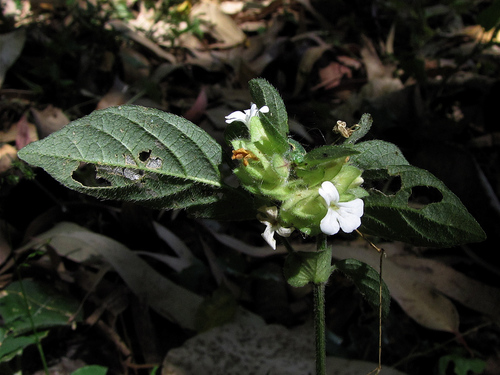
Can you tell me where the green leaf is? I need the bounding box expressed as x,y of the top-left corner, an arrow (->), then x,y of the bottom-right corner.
0,280 -> 82,337
301,144 -> 360,167
283,248 -> 334,287
0,329 -> 49,362
350,139 -> 485,246
439,354 -> 486,375
332,258 -> 390,320
71,365 -> 108,375
350,140 -> 409,178
18,105 -> 222,210
361,164 -> 486,247
0,280 -> 81,362
345,113 -> 373,144
249,78 -> 288,138
477,0 -> 500,30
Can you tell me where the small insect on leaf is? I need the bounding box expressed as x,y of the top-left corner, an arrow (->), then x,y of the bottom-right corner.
333,120 -> 359,138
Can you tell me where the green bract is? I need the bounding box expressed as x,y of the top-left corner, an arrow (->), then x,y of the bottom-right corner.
225,81 -> 367,237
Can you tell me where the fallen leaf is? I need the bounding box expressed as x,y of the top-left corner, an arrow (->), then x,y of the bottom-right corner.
15,114 -> 38,149
293,44 -> 331,96
329,243 -> 460,333
18,222 -> 203,330
0,28 -> 26,88
313,61 -> 352,91
31,105 -> 70,138
120,46 -> 151,84
96,77 -> 131,110
134,221 -> 195,273
190,0 -> 246,49
209,228 -> 287,257
390,255 -> 500,319
107,19 -> 177,63
0,143 -> 17,173
183,86 -> 208,123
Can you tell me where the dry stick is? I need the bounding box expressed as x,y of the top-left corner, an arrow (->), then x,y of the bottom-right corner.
356,230 -> 385,375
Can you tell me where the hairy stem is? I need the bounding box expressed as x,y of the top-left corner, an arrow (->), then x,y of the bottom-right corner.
314,234 -> 328,375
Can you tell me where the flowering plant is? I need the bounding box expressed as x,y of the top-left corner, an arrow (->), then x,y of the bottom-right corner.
18,78 -> 485,374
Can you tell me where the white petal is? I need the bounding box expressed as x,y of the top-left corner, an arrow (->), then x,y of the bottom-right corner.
336,199 -> 364,233
259,105 -> 270,113
259,206 -> 279,220
319,181 -> 339,206
337,199 -> 364,217
276,226 -> 294,237
261,223 -> 277,250
247,103 -> 259,117
320,208 -> 341,235
225,110 -> 248,124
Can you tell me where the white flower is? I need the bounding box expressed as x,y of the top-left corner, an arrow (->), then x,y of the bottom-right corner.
318,181 -> 364,236
258,206 -> 294,250
225,103 -> 269,126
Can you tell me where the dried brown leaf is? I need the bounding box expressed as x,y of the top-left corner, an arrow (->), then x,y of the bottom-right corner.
18,222 -> 203,330
0,143 -> 17,173
31,105 -> 70,138
330,243 -> 460,333
191,0 -> 246,49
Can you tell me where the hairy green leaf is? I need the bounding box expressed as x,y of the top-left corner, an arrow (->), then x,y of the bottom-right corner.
332,258 -> 390,319
18,105 -> 223,210
345,113 -> 373,144
284,248 -> 333,287
350,140 -> 409,177
361,164 -> 486,246
350,140 -> 485,246
249,78 -> 288,138
301,144 -> 360,167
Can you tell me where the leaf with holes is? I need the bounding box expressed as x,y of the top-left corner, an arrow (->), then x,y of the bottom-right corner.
360,164 -> 486,247
18,105 -> 223,210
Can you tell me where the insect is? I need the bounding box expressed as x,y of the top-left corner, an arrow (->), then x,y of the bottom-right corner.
333,120 -> 359,138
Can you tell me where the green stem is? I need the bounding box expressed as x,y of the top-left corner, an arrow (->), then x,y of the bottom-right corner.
314,234 -> 328,375
313,282 -> 326,375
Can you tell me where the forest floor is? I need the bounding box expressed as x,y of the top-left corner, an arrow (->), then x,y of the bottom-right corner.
1,1 -> 500,374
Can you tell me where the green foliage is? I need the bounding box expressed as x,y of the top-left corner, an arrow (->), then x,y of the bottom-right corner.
18,105 -> 224,211
351,140 -> 486,246
332,258 -> 390,320
283,247 -> 334,287
70,365 -> 108,375
17,79 -> 485,246
0,280 -> 82,362
345,113 -> 372,144
249,78 -> 288,138
477,0 -> 500,31
439,354 -> 486,375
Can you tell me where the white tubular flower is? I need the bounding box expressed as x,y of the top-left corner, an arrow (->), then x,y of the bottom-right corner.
225,103 -> 269,126
318,181 -> 364,236
258,206 -> 294,250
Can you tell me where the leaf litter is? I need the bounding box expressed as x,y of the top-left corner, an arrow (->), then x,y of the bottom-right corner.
2,0 -> 500,374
